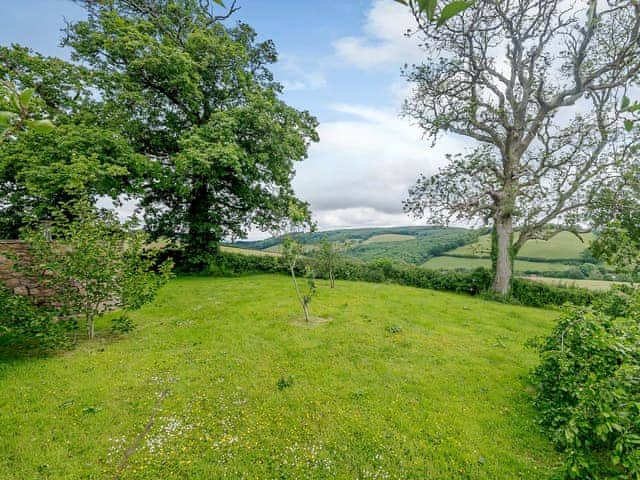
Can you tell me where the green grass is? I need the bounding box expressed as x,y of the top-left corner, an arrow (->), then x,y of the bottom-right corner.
220,245 -> 281,256
361,234 -> 415,244
0,275 -> 561,479
422,256 -> 574,273
448,231 -> 594,261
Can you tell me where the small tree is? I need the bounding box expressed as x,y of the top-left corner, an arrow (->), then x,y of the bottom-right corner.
314,239 -> 344,288
271,202 -> 317,322
22,201 -> 172,338
282,237 -> 316,322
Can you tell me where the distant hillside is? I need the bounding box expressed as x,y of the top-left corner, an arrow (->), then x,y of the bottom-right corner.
446,231 -> 595,262
229,227 -> 619,281
231,226 -> 481,265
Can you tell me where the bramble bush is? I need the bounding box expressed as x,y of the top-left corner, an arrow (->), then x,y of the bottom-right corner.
529,295 -> 640,479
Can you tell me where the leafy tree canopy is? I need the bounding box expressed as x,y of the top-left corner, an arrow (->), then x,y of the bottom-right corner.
64,0 -> 319,270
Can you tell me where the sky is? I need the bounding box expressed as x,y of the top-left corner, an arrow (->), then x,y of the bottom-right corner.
0,0 -> 470,238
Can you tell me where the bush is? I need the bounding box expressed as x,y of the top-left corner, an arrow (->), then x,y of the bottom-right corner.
510,278 -> 596,308
0,286 -> 73,352
530,303 -> 640,479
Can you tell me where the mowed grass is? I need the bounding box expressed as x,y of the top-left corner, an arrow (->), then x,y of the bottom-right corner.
0,275 -> 562,479
361,234 -> 415,244
448,231 -> 594,261
422,255 -> 574,273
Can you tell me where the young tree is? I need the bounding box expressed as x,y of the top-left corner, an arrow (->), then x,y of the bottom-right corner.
282,237 -> 316,323
22,201 -> 173,339
403,0 -> 640,294
271,202 -> 317,322
64,0 -> 319,270
314,239 -> 343,288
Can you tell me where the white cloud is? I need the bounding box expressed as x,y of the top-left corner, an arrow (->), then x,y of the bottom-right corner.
292,104 -> 471,231
279,55 -> 327,92
333,0 -> 423,70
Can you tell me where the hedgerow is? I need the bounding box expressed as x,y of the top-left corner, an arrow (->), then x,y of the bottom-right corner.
204,250 -> 602,308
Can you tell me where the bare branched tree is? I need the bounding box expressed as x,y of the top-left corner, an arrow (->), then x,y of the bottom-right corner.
403,0 -> 640,294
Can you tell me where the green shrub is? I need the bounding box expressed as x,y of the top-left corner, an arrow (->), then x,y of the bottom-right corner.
510,278 -> 596,307
530,304 -> 640,479
0,286 -> 73,352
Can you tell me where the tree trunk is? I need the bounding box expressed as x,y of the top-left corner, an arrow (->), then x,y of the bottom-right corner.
185,182 -> 218,271
492,216 -> 514,295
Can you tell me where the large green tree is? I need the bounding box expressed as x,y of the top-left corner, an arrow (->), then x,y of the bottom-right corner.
64,0 -> 319,270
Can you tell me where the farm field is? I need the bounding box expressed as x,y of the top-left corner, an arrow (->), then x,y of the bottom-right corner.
0,275 -> 561,479
220,245 -> 281,257
422,256 -> 574,273
524,277 -> 629,291
361,234 -> 415,244
447,231 -> 595,261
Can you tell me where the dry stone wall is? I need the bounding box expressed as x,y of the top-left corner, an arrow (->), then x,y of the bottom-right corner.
0,240 -> 50,303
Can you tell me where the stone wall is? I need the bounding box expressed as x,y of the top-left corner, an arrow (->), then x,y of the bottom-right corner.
0,240 -> 50,303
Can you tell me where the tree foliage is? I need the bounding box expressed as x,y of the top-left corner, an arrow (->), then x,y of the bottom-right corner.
402,0 -> 640,294
530,299 -> 640,478
0,46 -> 149,238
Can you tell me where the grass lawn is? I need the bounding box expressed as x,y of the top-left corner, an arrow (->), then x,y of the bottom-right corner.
422,255 -> 573,273
0,275 -> 561,479
448,231 -> 594,261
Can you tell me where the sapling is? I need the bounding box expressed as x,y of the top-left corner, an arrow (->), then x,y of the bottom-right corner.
21,200 -> 172,338
282,237 -> 316,322
314,238 -> 345,288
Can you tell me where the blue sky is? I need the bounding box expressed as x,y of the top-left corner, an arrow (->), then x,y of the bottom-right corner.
0,0 -> 469,235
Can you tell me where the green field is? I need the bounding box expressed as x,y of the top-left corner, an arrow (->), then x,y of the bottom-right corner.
220,245 -> 281,257
525,277 -> 629,291
0,275 -> 561,479
422,256 -> 574,273
362,234 -> 415,244
448,231 -> 595,261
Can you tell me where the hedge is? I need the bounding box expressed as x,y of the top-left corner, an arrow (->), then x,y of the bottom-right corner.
202,250 -> 602,308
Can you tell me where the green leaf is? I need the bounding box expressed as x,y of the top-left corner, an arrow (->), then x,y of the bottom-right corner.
621,96 -> 631,110
212,0 -> 225,6
394,0 -> 409,4
418,0 -> 437,20
25,119 -> 55,134
0,111 -> 16,127
19,88 -> 35,108
624,119 -> 634,132
437,0 -> 473,26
